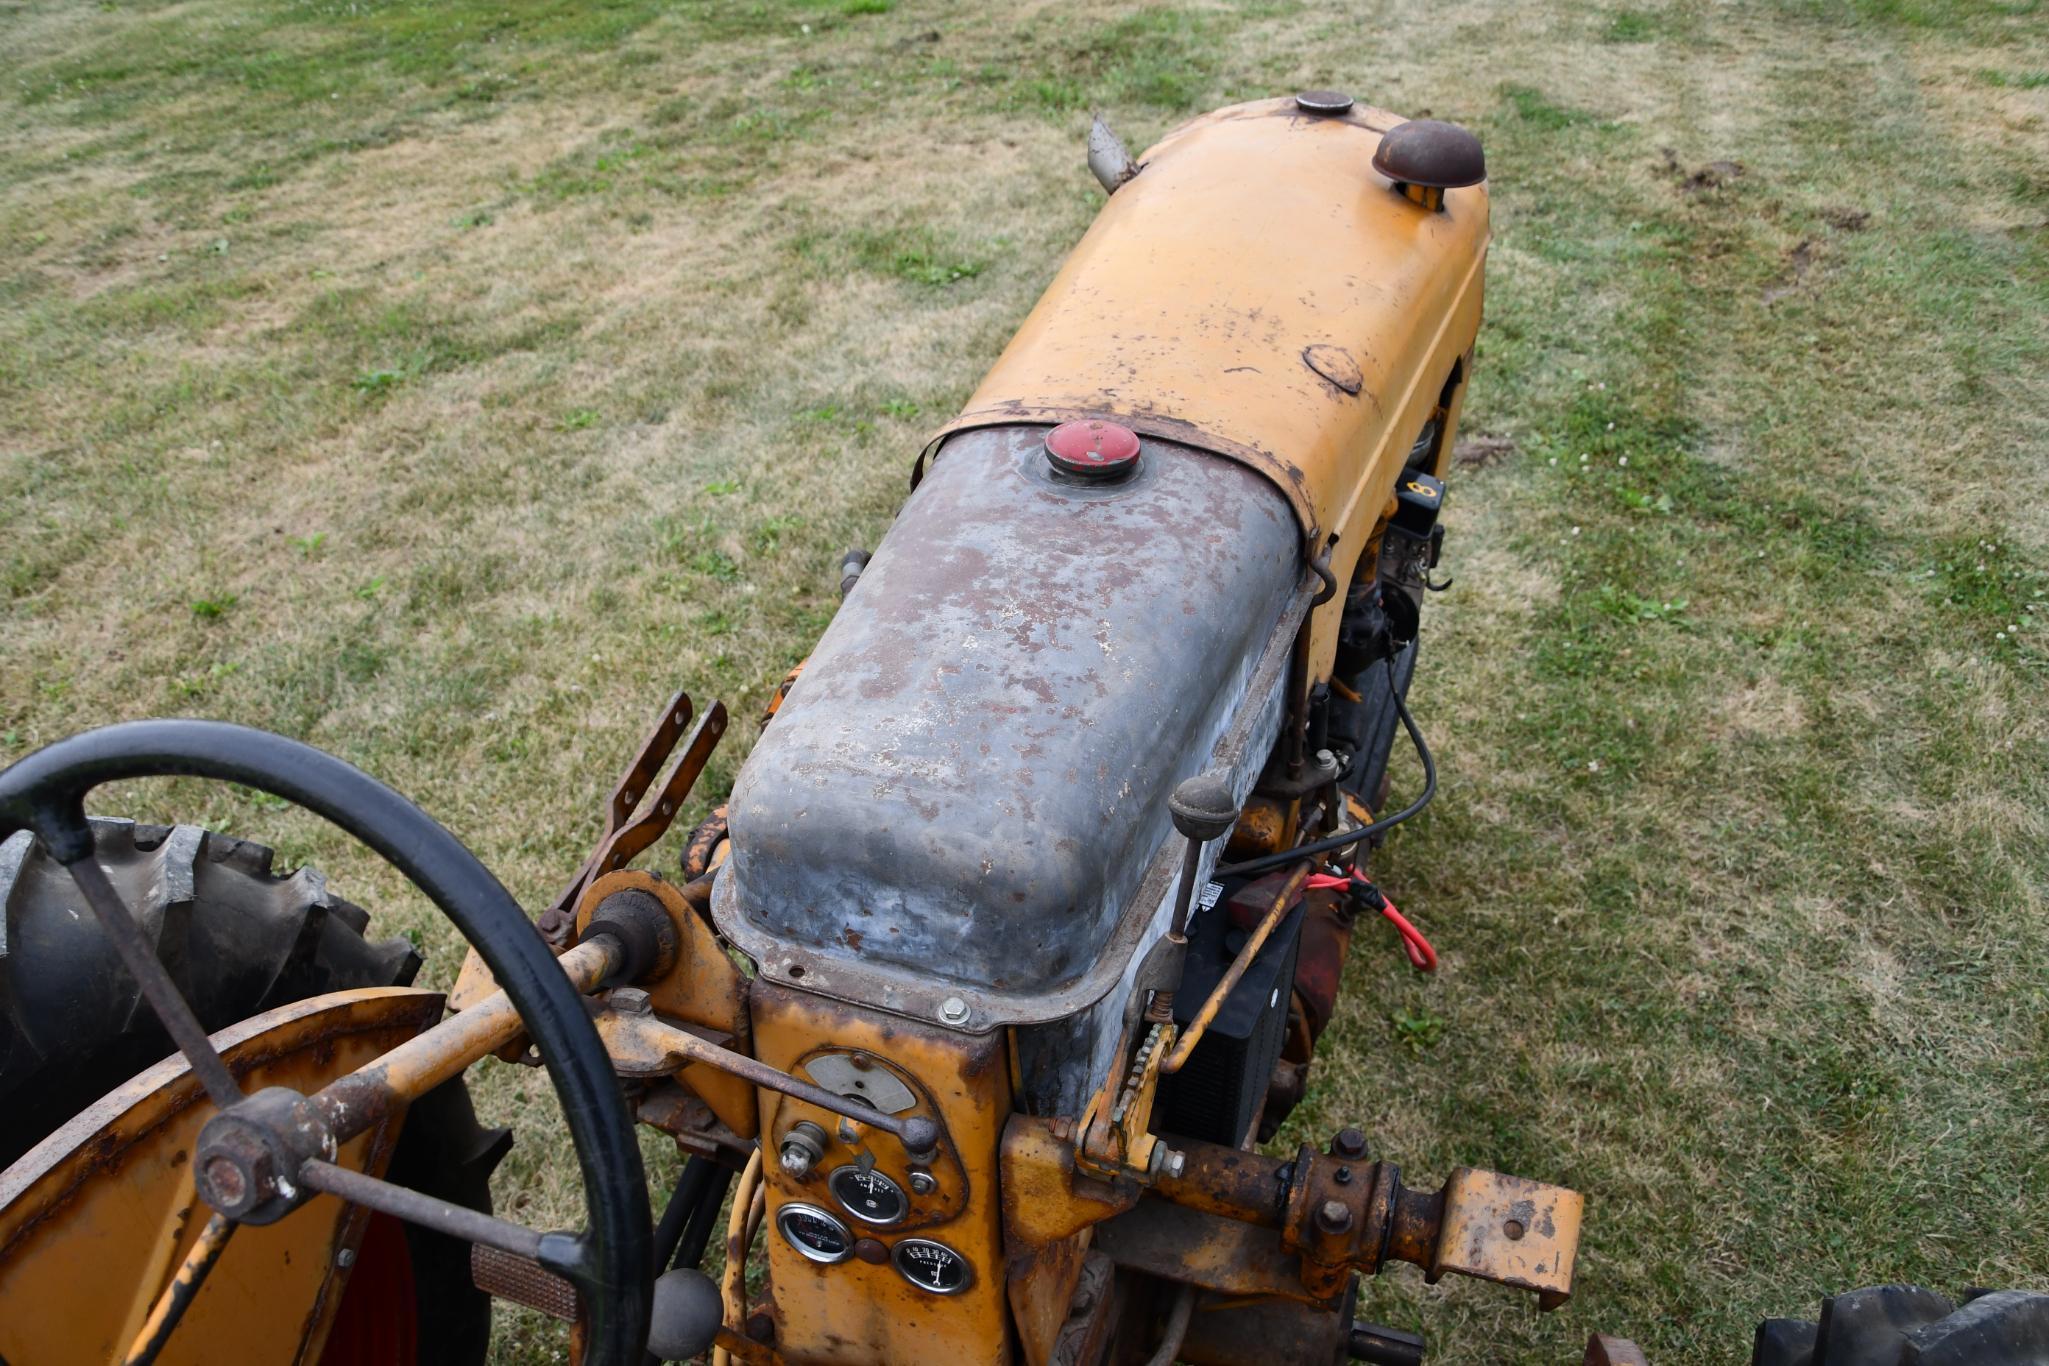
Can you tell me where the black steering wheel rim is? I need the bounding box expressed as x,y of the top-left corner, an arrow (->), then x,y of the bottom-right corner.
0,718 -> 652,1364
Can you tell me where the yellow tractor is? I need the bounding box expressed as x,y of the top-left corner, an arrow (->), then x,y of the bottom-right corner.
2,91 -> 2039,1366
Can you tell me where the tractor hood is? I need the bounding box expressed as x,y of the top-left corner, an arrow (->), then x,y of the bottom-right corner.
712,425 -> 1300,1023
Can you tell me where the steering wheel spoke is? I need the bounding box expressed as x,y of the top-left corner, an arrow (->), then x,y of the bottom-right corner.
61,854 -> 242,1110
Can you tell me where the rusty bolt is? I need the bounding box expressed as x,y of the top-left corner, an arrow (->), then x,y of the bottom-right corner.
1332,1127 -> 1368,1160
1334,1165 -> 1353,1185
202,1156 -> 249,1209
1318,1199 -> 1353,1234
610,986 -> 653,1016
197,1125 -> 277,1217
854,1237 -> 889,1265
1504,1218 -> 1526,1241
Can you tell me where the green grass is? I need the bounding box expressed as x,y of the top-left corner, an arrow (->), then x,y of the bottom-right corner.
2,0 -> 2046,1361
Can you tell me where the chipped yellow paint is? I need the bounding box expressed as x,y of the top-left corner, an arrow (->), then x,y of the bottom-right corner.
930,95 -> 1487,681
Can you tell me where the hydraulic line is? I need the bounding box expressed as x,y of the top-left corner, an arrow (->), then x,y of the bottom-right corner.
1217,656 -> 1437,881
710,1149 -> 765,1366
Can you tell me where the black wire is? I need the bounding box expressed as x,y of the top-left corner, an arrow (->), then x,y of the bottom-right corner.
650,1156 -> 715,1272
673,1161 -> 736,1271
1214,655 -> 1437,881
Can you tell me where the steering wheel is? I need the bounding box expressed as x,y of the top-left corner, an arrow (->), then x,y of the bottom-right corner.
0,719 -> 653,1364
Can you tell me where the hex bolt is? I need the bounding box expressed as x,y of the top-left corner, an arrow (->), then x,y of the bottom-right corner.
610,986 -> 653,1016
937,996 -> 970,1027
1150,1145 -> 1187,1180
1332,1127 -> 1369,1160
1318,1199 -> 1353,1234
203,1156 -> 248,1209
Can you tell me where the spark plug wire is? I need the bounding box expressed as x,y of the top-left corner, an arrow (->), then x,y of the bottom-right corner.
1305,866 -> 1438,973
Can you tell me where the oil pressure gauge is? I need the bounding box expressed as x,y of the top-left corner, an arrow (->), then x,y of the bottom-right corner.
893,1238 -> 973,1295
828,1165 -> 908,1226
776,1203 -> 854,1265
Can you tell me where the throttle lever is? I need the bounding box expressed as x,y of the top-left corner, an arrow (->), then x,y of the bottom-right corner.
537,690 -> 727,948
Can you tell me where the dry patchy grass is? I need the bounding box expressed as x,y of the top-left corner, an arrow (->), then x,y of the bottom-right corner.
3,0 -> 2046,1361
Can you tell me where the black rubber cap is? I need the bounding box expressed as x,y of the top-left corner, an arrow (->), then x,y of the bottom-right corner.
1169,772 -> 1238,843
647,1268 -> 723,1362
1372,119 -> 1486,190
584,888 -> 679,986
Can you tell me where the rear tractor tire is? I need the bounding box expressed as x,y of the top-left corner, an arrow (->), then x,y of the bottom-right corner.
1756,1284 -> 2049,1366
0,816 -> 504,1366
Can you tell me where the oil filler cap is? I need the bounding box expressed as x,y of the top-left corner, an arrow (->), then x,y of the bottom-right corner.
1045,420 -> 1141,481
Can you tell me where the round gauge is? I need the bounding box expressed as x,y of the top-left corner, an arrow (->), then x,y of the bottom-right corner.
828,1165 -> 908,1227
776,1203 -> 854,1265
892,1238 -> 973,1295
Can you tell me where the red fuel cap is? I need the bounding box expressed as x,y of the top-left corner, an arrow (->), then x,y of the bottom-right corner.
1045,420 -> 1141,481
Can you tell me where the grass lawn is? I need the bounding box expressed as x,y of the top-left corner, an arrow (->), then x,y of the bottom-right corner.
3,0 -> 2045,1360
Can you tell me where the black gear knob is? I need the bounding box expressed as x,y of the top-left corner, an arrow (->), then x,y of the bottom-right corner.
1169,772 -> 1238,844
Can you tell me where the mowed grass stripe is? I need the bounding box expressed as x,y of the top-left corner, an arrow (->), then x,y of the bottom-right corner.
2,0 -> 2044,1361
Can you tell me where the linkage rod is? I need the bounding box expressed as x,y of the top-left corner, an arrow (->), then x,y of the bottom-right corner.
299,1159 -> 549,1262
122,1212 -> 237,1366
602,1012 -> 938,1154
1160,861 -> 1313,1074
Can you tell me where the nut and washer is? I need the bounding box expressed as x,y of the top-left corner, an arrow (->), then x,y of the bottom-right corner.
779,1121 -> 829,1179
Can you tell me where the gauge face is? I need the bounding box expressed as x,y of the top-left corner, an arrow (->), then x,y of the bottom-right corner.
828,1165 -> 908,1226
892,1238 -> 972,1295
776,1203 -> 854,1265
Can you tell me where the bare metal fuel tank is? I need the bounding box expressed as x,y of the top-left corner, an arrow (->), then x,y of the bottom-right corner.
715,422 -> 1298,1064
